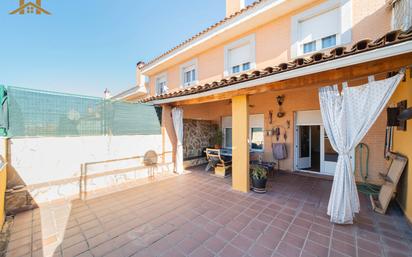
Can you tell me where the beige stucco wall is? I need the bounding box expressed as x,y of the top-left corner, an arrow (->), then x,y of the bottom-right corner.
181,85 -> 387,184
147,0 -> 392,96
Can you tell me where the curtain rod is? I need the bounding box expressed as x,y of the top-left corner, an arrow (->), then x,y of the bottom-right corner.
338,66 -> 409,85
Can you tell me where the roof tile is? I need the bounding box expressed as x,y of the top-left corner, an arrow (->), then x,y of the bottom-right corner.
142,28 -> 412,103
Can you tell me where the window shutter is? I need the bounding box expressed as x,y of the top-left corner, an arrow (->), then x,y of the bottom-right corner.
229,43 -> 251,67
299,8 -> 339,43
295,110 -> 323,126
249,114 -> 264,128
222,116 -> 232,128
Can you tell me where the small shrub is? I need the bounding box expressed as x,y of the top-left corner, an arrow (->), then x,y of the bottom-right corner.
250,165 -> 268,180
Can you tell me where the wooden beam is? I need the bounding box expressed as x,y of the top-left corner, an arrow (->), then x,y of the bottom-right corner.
172,53 -> 412,106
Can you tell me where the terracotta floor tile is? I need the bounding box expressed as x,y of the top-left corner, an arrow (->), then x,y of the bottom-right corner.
161,247 -> 185,257
248,244 -> 273,257
308,231 -> 330,247
357,238 -> 383,255
240,226 -> 262,241
6,243 -> 31,257
357,248 -> 382,257
204,236 -> 227,253
276,241 -> 301,257
177,237 -> 201,255
230,234 -> 253,252
90,239 -> 117,257
6,236 -> 31,252
6,170 -> 412,257
62,241 -> 88,257
386,250 -> 410,257
219,244 -> 244,257
304,240 -> 329,257
282,232 -> 305,249
190,246 -> 214,257
216,227 -> 237,241
331,239 -> 356,257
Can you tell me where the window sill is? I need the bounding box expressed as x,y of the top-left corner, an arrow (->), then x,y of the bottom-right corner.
181,81 -> 199,88
296,43 -> 345,58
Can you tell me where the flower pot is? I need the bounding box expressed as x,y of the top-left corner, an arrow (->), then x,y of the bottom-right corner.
251,177 -> 267,193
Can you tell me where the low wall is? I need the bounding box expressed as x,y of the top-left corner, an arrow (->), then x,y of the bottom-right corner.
6,135 -> 173,211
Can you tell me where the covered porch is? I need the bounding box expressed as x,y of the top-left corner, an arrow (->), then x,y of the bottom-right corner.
166,61 -> 410,184
157,38 -> 412,225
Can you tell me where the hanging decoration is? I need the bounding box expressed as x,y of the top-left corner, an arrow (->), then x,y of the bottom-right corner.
276,95 -> 285,118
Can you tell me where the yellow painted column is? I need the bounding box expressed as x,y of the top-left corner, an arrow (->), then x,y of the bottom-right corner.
0,138 -> 8,228
392,68 -> 412,223
232,95 -> 249,192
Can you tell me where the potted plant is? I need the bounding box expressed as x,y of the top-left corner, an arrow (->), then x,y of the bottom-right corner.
250,165 -> 268,193
213,129 -> 223,149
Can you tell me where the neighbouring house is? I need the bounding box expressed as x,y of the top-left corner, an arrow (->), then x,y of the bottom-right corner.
116,0 -> 412,224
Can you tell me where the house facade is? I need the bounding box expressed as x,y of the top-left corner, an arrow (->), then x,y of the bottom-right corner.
117,0 -> 412,222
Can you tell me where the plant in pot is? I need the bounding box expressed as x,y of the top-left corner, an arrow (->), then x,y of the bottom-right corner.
250,165 -> 268,193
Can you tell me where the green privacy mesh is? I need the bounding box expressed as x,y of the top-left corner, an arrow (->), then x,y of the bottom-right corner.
0,86 -> 161,137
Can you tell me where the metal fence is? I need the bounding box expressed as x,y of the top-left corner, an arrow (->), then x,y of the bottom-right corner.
0,86 -> 162,137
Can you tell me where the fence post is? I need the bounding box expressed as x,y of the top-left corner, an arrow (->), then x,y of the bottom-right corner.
80,164 -> 85,200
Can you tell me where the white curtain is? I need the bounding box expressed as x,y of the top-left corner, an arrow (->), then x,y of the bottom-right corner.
172,107 -> 184,174
319,71 -> 404,224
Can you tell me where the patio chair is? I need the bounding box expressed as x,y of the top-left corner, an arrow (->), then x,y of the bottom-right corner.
205,148 -> 232,177
370,153 -> 408,214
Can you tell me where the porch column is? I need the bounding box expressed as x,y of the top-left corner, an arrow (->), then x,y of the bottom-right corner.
231,95 -> 249,192
161,105 -> 177,167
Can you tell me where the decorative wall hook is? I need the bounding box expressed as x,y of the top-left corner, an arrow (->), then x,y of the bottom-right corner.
276,95 -> 285,118
276,95 -> 285,106
269,110 -> 273,125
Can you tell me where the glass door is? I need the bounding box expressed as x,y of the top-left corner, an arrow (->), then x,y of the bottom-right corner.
321,127 -> 338,175
296,126 -> 311,169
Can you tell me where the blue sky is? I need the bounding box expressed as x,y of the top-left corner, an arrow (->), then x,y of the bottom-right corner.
0,0 -> 239,97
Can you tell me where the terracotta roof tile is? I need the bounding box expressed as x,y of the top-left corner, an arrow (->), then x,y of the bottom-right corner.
141,28 -> 412,103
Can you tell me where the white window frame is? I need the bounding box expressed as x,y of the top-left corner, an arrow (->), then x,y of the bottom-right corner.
155,72 -> 168,95
291,0 -> 352,58
180,59 -> 198,88
224,34 -> 256,76
222,116 -> 232,149
221,114 -> 264,152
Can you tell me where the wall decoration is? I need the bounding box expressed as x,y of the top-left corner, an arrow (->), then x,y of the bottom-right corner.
276,95 -> 285,118
397,100 -> 407,131
269,110 -> 273,125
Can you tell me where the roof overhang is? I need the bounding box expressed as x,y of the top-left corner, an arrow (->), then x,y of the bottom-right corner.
141,0 -> 315,75
112,86 -> 147,101
150,40 -> 412,105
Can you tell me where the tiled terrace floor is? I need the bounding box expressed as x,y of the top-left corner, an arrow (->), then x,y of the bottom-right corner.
5,168 -> 412,257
